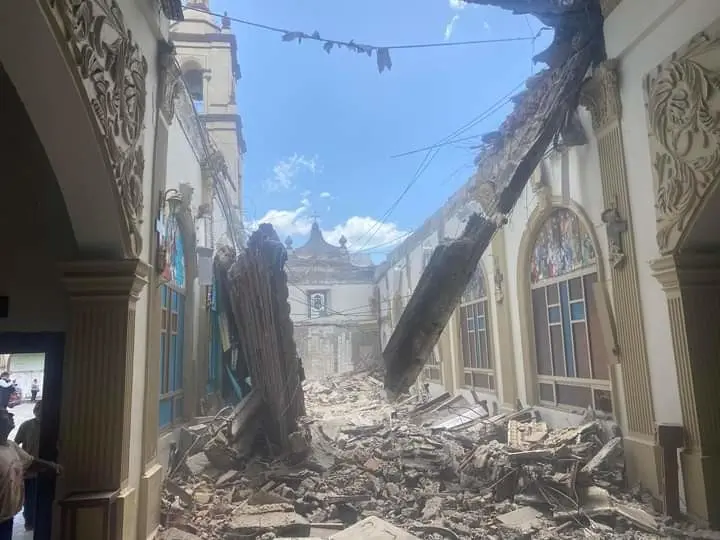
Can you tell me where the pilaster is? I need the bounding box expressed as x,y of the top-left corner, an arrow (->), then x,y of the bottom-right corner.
138,44 -> 176,540
490,230 -> 517,409
650,252 -> 720,528
580,59 -> 661,497
57,259 -> 148,539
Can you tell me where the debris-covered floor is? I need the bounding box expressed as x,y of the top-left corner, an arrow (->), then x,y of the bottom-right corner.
160,371 -> 720,540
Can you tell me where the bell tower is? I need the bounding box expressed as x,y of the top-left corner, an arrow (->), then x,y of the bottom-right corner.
170,1 -> 246,243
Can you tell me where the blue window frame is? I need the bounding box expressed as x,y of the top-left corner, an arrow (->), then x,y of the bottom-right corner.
159,231 -> 186,429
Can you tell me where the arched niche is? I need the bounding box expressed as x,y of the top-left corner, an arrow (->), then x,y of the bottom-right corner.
456,260 -> 496,393
516,199 -> 612,414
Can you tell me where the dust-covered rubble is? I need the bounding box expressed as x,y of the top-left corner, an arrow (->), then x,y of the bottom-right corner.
159,370 -> 715,540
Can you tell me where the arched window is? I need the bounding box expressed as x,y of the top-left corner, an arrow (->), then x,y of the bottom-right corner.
459,262 -> 495,391
159,216 -> 187,429
183,68 -> 204,112
530,208 -> 612,413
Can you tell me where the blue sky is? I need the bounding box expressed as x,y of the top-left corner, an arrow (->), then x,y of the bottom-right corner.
210,0 -> 552,261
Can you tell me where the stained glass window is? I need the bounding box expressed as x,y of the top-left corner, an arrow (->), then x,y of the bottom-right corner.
459,262 -> 494,392
529,208 -> 611,415
530,208 -> 596,284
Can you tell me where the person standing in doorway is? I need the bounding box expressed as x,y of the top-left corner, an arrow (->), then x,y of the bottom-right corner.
0,373 -> 14,410
15,401 -> 41,531
30,380 -> 39,403
0,410 -> 61,538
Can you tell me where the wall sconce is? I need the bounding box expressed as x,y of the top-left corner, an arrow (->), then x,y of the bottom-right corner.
162,188 -> 184,216
156,188 -> 185,277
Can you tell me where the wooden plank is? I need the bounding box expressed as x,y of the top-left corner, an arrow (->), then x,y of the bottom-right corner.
383,214 -> 497,398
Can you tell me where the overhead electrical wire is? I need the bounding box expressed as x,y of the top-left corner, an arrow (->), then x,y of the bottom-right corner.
354,76 -> 530,250
183,5 -> 548,54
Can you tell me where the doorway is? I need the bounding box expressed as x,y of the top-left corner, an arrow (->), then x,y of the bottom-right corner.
0,333 -> 63,540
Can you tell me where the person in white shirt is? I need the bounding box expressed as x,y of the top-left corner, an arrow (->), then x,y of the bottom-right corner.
0,410 -> 61,538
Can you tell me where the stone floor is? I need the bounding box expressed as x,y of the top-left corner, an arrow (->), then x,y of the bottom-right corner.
12,513 -> 33,539
10,402 -> 40,540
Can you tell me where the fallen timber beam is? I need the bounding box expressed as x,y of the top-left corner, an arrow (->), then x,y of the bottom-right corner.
383,214 -> 497,399
382,2 -> 602,398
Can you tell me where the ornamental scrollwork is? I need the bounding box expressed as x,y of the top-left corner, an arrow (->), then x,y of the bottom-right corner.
645,30 -> 720,254
45,0 -> 148,256
159,51 -> 182,124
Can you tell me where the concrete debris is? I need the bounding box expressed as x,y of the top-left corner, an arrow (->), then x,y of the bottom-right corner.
161,370 -> 677,539
329,516 -> 420,539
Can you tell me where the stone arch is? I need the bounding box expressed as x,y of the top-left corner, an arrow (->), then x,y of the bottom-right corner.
0,0 -> 149,259
515,197 -> 607,407
645,19 -> 720,527
180,57 -> 206,104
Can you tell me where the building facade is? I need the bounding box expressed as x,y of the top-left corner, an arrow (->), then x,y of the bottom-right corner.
0,0 -> 243,537
286,222 -> 379,379
377,0 -> 720,528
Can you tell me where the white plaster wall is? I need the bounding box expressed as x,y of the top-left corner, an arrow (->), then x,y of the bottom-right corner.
289,283 -> 375,323
604,0 -> 720,426
167,118 -> 204,208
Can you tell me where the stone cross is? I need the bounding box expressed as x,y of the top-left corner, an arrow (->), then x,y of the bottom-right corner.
601,202 -> 628,269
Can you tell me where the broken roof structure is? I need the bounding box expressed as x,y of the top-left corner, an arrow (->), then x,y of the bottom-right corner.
383,0 -> 606,396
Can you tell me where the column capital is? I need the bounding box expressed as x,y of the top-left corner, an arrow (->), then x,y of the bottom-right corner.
580,58 -> 622,133
649,254 -> 679,293
60,259 -> 149,300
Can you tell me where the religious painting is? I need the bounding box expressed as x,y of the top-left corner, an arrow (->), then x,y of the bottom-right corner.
530,208 -> 596,284
461,263 -> 487,304
308,291 -> 328,318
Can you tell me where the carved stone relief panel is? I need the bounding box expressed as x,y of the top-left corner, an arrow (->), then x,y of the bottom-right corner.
44,0 -> 149,257
644,20 -> 720,255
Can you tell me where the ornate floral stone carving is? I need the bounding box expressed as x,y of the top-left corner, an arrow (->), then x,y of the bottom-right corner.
159,49 -> 182,124
580,59 -> 621,132
645,26 -> 720,254
45,0 -> 148,257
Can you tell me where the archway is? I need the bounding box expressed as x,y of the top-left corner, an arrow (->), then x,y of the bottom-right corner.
0,1 -> 154,537
644,19 -> 720,527
0,1 -> 148,259
516,198 -> 610,410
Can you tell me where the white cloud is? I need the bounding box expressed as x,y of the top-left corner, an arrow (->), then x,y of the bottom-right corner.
483,20 -> 491,31
444,14 -> 460,40
300,197 -> 311,207
324,216 -> 408,252
449,0 -> 466,9
319,192 -> 332,199
301,189 -> 312,197
263,154 -> 321,192
248,207 -> 408,254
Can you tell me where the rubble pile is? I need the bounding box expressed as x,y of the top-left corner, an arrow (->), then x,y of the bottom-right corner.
160,371 -> 708,539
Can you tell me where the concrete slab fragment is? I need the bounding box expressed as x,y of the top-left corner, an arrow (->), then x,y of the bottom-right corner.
329,516 -> 420,540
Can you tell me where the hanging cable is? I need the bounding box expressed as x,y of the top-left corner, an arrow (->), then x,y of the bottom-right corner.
182,4 -> 548,72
